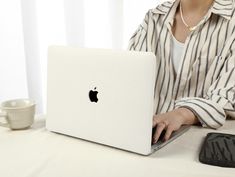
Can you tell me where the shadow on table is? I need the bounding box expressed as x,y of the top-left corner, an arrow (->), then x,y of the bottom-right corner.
31,118 -> 46,129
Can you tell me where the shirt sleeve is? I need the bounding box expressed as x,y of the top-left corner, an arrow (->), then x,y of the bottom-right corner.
175,45 -> 235,129
127,11 -> 150,51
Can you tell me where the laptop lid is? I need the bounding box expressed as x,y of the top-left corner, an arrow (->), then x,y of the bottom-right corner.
46,46 -> 156,155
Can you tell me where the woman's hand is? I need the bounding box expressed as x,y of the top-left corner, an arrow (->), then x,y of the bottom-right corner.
152,107 -> 198,144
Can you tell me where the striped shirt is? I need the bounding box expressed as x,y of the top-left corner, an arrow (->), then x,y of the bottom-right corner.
128,0 -> 235,129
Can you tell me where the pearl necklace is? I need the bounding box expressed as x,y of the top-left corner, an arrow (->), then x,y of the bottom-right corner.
179,2 -> 197,31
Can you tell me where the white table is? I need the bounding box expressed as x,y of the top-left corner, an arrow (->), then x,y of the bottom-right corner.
0,115 -> 235,177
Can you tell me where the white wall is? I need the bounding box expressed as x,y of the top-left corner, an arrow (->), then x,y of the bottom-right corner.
124,0 -> 166,48
36,0 -> 66,112
0,1 -> 28,102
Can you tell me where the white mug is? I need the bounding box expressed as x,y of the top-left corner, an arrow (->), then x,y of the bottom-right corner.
0,99 -> 36,130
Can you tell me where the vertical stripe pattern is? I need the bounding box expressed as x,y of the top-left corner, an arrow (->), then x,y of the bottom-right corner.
128,0 -> 235,129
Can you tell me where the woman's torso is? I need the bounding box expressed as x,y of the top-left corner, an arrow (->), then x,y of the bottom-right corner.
134,0 -> 235,114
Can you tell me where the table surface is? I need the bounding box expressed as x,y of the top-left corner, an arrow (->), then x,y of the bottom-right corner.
0,115 -> 235,177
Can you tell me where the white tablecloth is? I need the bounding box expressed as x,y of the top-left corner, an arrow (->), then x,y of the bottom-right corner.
0,115 -> 235,177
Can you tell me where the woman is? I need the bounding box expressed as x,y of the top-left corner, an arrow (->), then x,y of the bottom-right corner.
128,0 -> 235,144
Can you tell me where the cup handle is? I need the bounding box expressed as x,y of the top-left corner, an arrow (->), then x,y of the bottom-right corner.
0,109 -> 9,128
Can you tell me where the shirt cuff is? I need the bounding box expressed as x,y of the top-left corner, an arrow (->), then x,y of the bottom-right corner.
174,97 -> 226,129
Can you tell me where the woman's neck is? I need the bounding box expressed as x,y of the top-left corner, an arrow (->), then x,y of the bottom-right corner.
180,0 -> 214,14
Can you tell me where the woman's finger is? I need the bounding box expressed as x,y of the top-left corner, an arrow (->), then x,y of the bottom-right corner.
164,125 -> 174,141
153,122 -> 166,144
152,115 -> 165,128
152,116 -> 159,128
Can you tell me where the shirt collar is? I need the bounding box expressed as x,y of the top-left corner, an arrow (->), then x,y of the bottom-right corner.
151,0 -> 176,15
211,0 -> 234,20
151,0 -> 234,20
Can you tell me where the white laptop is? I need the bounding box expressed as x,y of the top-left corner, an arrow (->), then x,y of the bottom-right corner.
46,46 -> 190,155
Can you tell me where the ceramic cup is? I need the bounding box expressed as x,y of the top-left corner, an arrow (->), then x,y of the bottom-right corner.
0,99 -> 36,130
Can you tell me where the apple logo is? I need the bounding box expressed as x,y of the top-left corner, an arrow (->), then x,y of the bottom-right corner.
89,87 -> 98,103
